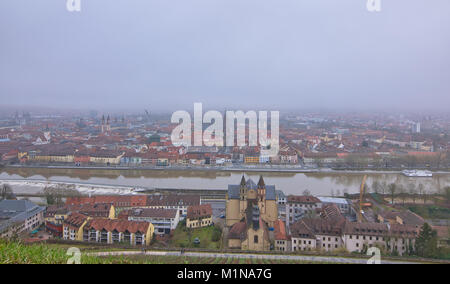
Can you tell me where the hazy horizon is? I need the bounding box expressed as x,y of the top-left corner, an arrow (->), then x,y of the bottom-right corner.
1,0 -> 449,111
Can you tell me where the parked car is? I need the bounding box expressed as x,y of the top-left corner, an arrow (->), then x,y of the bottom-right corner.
193,238 -> 200,245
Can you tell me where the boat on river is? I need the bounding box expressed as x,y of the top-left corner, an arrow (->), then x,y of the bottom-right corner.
402,170 -> 432,177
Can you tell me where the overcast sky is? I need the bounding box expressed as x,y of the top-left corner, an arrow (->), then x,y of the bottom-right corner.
0,0 -> 449,112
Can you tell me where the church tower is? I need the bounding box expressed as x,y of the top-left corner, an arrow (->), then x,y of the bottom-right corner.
101,115 -> 105,133
257,175 -> 266,214
257,175 -> 266,199
239,175 -> 247,201
106,115 -> 111,132
239,175 -> 248,216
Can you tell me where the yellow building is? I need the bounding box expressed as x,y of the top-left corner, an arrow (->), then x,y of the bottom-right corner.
46,203 -> 116,237
63,213 -> 90,241
244,155 -> 259,164
227,205 -> 271,251
90,152 -> 124,165
225,176 -> 277,251
186,204 -> 213,229
49,153 -> 74,163
226,176 -> 278,228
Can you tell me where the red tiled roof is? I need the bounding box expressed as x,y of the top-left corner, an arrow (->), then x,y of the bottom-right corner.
64,212 -> 89,230
274,220 -> 287,240
84,219 -> 150,234
228,221 -> 247,240
122,208 -> 178,219
187,204 -> 212,219
66,194 -> 200,208
287,195 -> 321,204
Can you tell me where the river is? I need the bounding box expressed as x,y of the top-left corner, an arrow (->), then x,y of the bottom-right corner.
0,167 -> 449,196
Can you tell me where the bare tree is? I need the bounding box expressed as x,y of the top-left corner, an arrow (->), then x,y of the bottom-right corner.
0,184 -> 15,200
372,181 -> 380,194
380,181 -> 388,196
41,186 -> 80,206
418,183 -> 425,204
407,183 -> 417,204
444,186 -> 450,206
388,183 -> 397,205
399,186 -> 407,205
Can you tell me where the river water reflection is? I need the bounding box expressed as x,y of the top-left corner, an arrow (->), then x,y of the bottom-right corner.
0,168 -> 449,195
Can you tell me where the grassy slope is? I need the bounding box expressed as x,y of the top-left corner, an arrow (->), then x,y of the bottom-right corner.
0,241 -> 329,264
170,225 -> 221,250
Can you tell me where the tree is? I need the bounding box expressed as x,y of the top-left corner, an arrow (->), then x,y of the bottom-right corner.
41,186 -> 80,206
407,183 -> 417,204
211,226 -> 222,242
444,186 -> 450,206
302,189 -> 311,196
415,223 -> 439,258
388,183 -> 397,204
399,186 -> 407,205
0,184 -> 15,200
372,181 -> 380,194
417,183 -> 425,204
380,181 -> 388,196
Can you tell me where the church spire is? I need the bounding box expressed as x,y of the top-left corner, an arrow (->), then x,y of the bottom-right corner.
257,175 -> 265,188
240,175 -> 246,187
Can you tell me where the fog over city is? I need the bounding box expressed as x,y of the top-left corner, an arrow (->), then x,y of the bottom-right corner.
1,0 -> 449,112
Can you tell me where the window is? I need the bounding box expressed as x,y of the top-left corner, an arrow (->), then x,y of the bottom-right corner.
112,230 -> 120,243
254,235 -> 259,243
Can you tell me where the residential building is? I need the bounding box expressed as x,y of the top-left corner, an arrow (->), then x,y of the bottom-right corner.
79,218 -> 154,246
0,200 -> 45,238
286,195 -> 321,227
45,203 -> 115,237
274,219 -> 290,252
66,194 -> 200,220
120,208 -> 179,235
377,210 -> 425,229
276,190 -> 286,222
145,195 -> 201,220
62,213 -> 90,241
186,204 -> 213,229
317,197 -> 352,215
290,218 -> 417,256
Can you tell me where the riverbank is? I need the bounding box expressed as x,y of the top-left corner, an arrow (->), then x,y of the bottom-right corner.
0,178 -> 228,200
4,164 -> 450,174
1,166 -> 448,196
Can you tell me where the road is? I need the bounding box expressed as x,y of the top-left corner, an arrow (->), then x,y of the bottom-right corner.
90,250 -> 421,264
